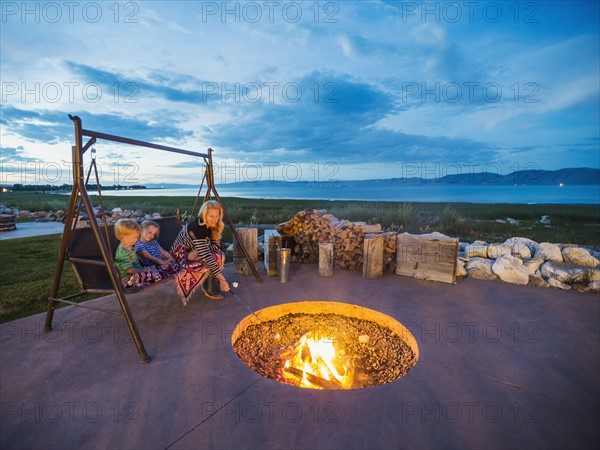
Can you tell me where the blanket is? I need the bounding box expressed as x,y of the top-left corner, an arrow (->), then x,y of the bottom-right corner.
171,244 -> 220,306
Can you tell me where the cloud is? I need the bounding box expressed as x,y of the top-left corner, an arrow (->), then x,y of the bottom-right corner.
64,61 -> 213,104
1,0 -> 598,183
0,146 -> 42,163
1,106 -> 192,145
204,71 -> 500,165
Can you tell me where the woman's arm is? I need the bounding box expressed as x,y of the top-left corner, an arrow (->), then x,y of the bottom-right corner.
191,237 -> 221,276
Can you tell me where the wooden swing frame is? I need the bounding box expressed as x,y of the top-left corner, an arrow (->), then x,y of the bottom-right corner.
44,115 -> 261,363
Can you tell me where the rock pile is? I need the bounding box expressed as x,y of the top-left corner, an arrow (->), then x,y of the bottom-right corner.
73,207 -> 164,227
458,238 -> 600,293
0,204 -> 164,225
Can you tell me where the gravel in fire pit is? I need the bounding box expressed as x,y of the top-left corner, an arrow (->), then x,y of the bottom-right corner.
233,313 -> 417,389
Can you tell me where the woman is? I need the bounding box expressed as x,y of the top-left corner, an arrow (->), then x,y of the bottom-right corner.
171,200 -> 230,298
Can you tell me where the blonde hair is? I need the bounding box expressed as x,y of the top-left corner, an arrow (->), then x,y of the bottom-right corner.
140,220 -> 160,237
114,219 -> 141,239
199,200 -> 224,240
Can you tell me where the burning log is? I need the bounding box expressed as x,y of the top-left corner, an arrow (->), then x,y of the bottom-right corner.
284,366 -> 344,390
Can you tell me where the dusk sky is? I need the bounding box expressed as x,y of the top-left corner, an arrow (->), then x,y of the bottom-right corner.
1,1 -> 599,186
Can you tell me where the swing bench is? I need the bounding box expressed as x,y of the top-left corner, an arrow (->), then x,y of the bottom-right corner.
68,216 -> 183,294
44,115 -> 261,363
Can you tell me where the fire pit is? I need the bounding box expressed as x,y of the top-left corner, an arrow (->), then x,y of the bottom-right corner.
232,301 -> 419,390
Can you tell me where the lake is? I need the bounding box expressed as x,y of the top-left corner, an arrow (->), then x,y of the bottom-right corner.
91,183 -> 600,204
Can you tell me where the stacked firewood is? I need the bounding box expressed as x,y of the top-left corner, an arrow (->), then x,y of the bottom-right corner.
276,209 -> 386,271
381,231 -> 397,273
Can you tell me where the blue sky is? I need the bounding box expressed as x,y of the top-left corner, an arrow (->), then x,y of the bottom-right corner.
1,1 -> 599,186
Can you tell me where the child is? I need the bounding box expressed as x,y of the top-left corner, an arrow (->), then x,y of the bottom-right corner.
114,219 -> 169,288
135,220 -> 176,267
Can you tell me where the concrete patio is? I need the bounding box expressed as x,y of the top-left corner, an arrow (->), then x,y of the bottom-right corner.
1,262 -> 598,449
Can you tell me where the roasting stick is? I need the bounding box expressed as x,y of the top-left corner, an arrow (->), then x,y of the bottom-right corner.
229,282 -> 261,322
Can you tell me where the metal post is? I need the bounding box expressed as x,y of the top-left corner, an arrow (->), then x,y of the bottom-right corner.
205,149 -> 262,282
44,115 -> 151,363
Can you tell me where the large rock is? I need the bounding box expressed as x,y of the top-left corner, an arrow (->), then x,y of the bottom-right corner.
541,261 -> 590,284
466,257 -> 497,280
492,254 -> 529,285
589,281 -> 600,292
455,259 -> 467,278
548,278 -> 572,290
465,243 -> 488,258
534,242 -> 563,262
487,243 -> 511,259
562,247 -> 600,268
504,237 -> 539,257
529,274 -> 550,288
522,257 -> 544,275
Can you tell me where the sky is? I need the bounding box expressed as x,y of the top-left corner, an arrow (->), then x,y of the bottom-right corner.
1,0 -> 599,187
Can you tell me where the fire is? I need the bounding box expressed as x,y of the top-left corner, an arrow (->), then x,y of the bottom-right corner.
281,333 -> 354,389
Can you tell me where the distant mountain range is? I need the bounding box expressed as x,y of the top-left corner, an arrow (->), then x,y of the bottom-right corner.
147,167 -> 600,189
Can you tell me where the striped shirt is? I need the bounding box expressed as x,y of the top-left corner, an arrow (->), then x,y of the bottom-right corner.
134,239 -> 161,266
171,220 -> 222,276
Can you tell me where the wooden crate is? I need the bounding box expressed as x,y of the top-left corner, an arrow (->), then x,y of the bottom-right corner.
395,233 -> 458,284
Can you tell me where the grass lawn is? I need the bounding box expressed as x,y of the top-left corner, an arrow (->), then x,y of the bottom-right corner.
1,191 -> 598,323
0,234 -> 100,323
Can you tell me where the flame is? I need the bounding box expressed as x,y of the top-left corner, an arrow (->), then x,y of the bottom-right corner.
281,333 -> 354,389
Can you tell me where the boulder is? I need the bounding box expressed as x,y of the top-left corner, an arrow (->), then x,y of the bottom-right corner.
548,278 -> 571,290
37,212 -> 57,222
503,237 -> 539,257
487,243 -> 511,259
562,247 -> 600,268
504,237 -> 537,258
465,243 -> 488,258
534,242 -> 563,262
539,215 -> 551,225
522,257 -> 544,275
529,274 -> 550,288
455,259 -> 467,278
589,281 -> 600,292
541,261 -> 590,284
466,257 -> 497,280
492,254 -> 529,285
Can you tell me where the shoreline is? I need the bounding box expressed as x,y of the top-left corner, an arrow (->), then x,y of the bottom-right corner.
26,183 -> 600,205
